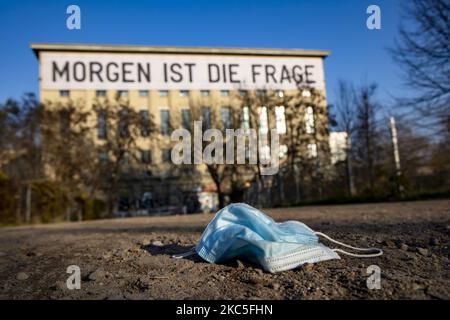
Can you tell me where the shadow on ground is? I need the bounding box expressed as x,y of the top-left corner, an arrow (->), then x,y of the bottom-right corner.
141,244 -> 204,263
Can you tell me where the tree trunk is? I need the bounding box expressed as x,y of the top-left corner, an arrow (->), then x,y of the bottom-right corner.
294,165 -> 301,204
345,139 -> 356,196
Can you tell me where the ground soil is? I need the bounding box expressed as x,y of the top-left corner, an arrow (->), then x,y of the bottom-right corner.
0,200 -> 449,300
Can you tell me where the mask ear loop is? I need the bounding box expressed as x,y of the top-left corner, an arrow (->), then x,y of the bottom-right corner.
172,246 -> 196,259
315,232 -> 383,258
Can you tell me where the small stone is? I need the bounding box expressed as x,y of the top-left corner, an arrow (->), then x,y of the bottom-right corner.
141,239 -> 151,246
102,253 -> 112,260
88,268 -> 106,281
400,243 -> 409,251
303,263 -> 314,272
429,238 -> 439,246
151,240 -> 163,247
113,249 -> 128,258
135,277 -> 150,291
417,248 -> 429,256
412,282 -> 425,291
236,260 -> 245,269
269,282 -> 280,290
404,252 -> 417,261
246,275 -> 262,285
16,272 -> 29,280
383,240 -> 395,248
50,281 -> 67,291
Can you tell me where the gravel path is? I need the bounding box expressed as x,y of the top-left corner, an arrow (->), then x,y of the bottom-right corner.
0,200 -> 449,300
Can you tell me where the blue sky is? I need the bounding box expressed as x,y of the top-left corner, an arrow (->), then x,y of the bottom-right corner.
0,0 -> 409,108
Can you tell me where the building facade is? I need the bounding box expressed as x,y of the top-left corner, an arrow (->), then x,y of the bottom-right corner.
32,43 -> 331,214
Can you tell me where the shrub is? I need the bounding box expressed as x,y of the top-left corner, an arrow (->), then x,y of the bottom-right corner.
0,171 -> 19,225
30,181 -> 68,223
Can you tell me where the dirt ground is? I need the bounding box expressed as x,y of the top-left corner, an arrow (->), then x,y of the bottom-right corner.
0,200 -> 449,300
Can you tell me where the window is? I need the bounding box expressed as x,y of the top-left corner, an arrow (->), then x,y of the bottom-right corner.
275,106 -> 286,134
59,90 -> 70,97
139,90 -> 148,97
159,90 -> 168,97
118,108 -> 129,137
257,90 -> 266,97
305,106 -> 315,134
307,143 -> 318,158
200,90 -> 210,97
276,90 -> 284,98
239,90 -> 247,97
97,110 -> 107,139
181,109 -> 191,131
117,90 -> 128,98
162,149 -> 171,163
139,110 -> 151,137
180,90 -> 189,97
160,109 -> 170,135
220,90 -> 229,97
98,151 -> 108,165
140,192 -> 153,208
96,90 -> 106,97
141,150 -> 152,164
242,106 -> 250,130
258,106 -> 269,134
302,90 -> 311,97
120,151 -> 130,165
201,107 -> 211,130
221,107 -> 232,130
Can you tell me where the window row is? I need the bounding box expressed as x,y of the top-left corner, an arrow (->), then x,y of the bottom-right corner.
98,141 -> 318,166
160,106 -> 314,136
59,89 -> 286,98
98,140 -> 318,167
97,106 -> 315,139
98,149 -> 172,165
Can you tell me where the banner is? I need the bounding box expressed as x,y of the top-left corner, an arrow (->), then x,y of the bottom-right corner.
40,52 -> 325,90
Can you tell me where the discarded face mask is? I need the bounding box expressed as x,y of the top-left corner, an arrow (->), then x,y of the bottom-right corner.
173,203 -> 383,273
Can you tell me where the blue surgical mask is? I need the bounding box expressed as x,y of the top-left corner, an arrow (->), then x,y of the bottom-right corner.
174,203 -> 382,273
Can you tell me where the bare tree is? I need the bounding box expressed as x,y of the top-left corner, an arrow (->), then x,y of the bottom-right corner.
268,87 -> 330,204
390,0 -> 450,134
352,82 -> 380,195
92,94 -> 156,216
333,80 -> 357,196
183,96 -> 248,209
